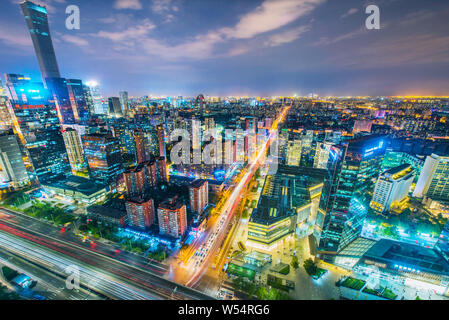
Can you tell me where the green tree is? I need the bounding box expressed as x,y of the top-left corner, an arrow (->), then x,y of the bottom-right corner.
291,256 -> 299,269
303,258 -> 317,276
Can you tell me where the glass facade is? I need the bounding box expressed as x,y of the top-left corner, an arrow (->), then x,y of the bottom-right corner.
81,131 -> 124,187
20,1 -> 60,81
4,74 -> 69,183
318,136 -> 386,261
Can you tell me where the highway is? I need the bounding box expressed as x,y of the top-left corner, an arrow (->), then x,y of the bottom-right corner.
0,209 -> 213,300
172,105 -> 290,288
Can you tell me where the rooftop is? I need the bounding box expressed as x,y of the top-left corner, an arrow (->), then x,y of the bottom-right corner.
42,175 -> 106,196
361,239 -> 449,276
250,165 -> 325,225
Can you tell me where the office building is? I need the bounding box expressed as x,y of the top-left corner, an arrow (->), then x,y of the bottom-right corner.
4,74 -> 69,183
286,139 -> 302,166
318,136 -> 386,262
189,179 -> 208,215
62,128 -> 85,172
0,130 -> 29,188
156,156 -> 167,183
134,129 -> 151,164
0,95 -> 12,130
119,91 -> 129,114
66,79 -> 90,125
20,1 -> 60,82
370,164 -> 414,213
108,97 -> 122,116
314,142 -> 332,169
156,124 -> 166,158
157,198 -> 187,238
126,197 -> 155,230
413,154 -> 449,202
248,165 -> 325,251
45,77 -> 75,124
82,131 -> 124,187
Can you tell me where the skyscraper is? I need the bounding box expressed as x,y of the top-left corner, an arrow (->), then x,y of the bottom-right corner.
20,1 -> 60,82
45,77 -> 75,124
0,130 -> 29,188
156,124 -> 166,158
108,97 -> 122,116
67,79 -> 90,125
413,154 -> 449,202
62,128 -> 85,173
370,164 -> 414,213
133,129 -> 151,164
157,198 -> 187,238
189,179 -> 209,215
4,74 -> 69,183
126,197 -> 155,230
82,130 -> 124,187
318,136 -> 386,262
119,91 -> 129,114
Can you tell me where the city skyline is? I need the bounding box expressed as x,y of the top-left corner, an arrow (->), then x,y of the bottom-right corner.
1,0 -> 449,305
0,0 -> 448,97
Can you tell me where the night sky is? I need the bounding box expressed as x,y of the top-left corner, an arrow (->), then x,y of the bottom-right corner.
1,0 -> 449,97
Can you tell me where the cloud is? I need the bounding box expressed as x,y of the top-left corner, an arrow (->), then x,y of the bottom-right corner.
152,0 -> 173,14
63,35 -> 89,46
151,0 -> 179,23
93,0 -> 324,61
114,0 -> 142,10
399,10 -> 437,26
0,23 -> 32,47
95,19 -> 155,41
312,27 -> 368,46
341,8 -> 358,19
264,25 -> 311,47
325,33 -> 449,69
220,0 -> 325,40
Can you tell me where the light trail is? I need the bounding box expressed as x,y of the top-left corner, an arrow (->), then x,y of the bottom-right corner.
175,105 -> 290,287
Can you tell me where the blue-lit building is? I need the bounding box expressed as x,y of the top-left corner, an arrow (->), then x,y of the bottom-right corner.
317,135 -> 386,262
81,130 -> 124,188
67,79 -> 90,125
45,77 -> 75,124
20,1 -> 76,125
4,74 -> 70,183
20,1 -> 60,81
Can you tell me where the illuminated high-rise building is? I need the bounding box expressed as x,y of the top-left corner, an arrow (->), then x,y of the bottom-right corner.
86,82 -> 107,115
124,165 -> 146,197
133,129 -> 151,164
370,164 -> 414,213
413,154 -> 449,202
157,156 -> 167,183
286,139 -> 302,166
0,130 -> 29,188
62,128 -> 85,173
314,142 -> 332,169
108,97 -> 122,116
119,91 -> 129,114
66,79 -> 90,125
189,179 -> 208,215
20,1 -> 76,125
156,124 -> 166,158
81,130 -> 124,187
45,77 -> 75,125
20,1 -> 60,82
0,95 -> 12,131
318,136 -> 386,262
4,74 -> 69,183
157,198 -> 187,238
191,119 -> 201,151
126,197 -> 155,230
